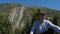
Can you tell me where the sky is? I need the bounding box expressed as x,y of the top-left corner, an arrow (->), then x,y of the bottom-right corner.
0,0 -> 60,10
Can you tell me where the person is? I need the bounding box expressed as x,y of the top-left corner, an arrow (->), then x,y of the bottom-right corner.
30,12 -> 60,34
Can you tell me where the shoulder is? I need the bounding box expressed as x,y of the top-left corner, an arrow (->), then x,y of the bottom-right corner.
45,19 -> 52,24
45,19 -> 51,23
34,20 -> 39,23
33,20 -> 39,24
32,20 -> 39,27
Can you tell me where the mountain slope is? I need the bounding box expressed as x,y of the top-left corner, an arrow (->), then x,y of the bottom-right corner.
0,4 -> 60,17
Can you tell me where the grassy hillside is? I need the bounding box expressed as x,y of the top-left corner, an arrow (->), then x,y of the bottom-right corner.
0,4 -> 60,17
0,4 -> 60,22
0,4 -> 22,16
0,4 -> 60,34
29,6 -> 60,17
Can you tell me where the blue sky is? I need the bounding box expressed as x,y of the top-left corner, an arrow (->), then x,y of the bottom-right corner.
0,0 -> 60,10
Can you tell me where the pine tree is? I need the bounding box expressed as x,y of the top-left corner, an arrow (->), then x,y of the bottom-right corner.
52,16 -> 58,34
52,16 -> 58,25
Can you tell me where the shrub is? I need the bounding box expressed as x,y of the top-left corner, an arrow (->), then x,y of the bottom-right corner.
0,15 -> 12,34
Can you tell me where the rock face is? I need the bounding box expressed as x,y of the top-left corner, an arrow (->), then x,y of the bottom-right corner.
8,6 -> 34,33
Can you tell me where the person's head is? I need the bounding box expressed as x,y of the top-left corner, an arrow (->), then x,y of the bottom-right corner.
39,12 -> 46,20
